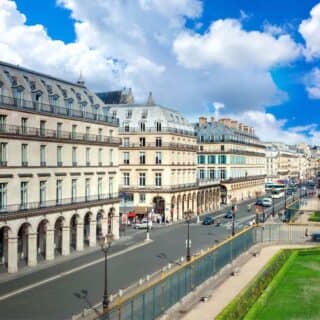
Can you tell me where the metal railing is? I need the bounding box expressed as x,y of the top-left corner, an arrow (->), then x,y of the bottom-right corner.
0,94 -> 119,126
0,193 -> 119,215
119,183 -> 201,191
0,124 -> 121,145
121,142 -> 198,151
119,126 -> 195,137
221,174 -> 266,183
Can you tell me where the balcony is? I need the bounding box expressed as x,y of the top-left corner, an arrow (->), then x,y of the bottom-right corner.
120,142 -> 198,151
57,161 -> 63,167
0,161 -> 7,167
0,94 -> 119,126
21,161 -> 28,167
119,126 -> 195,137
197,178 -> 220,186
0,124 -> 121,146
40,161 -> 46,167
221,174 -> 266,184
0,193 -> 119,218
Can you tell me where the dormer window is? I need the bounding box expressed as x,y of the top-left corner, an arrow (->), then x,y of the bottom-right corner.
64,98 -> 73,109
156,121 -> 161,132
49,94 -> 59,107
112,111 -> 117,119
141,110 -> 148,119
140,122 -> 146,132
126,110 -> 132,119
124,122 -> 130,132
12,86 -> 24,105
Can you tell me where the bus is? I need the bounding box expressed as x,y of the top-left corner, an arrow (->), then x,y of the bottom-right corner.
266,183 -> 286,198
271,189 -> 285,199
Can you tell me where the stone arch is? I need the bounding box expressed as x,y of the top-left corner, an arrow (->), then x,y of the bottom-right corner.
70,214 -> 80,251
17,222 -> 34,267
54,216 -> 65,256
170,196 -> 176,222
84,211 -> 93,247
182,194 -> 186,216
153,196 -> 165,221
0,226 -> 13,271
177,195 -> 181,220
96,210 -> 105,239
37,219 -> 49,261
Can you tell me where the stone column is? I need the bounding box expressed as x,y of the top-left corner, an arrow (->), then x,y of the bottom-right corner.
89,220 -> 97,247
112,216 -> 119,240
62,226 -> 70,256
7,237 -> 18,273
28,233 -> 37,267
76,223 -> 84,251
3,231 -> 8,265
46,229 -> 54,261
101,217 -> 108,236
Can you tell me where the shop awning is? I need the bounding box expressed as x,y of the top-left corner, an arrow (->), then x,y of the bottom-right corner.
134,206 -> 152,214
127,212 -> 136,218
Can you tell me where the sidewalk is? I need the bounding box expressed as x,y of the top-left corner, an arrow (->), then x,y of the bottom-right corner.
179,244 -> 316,320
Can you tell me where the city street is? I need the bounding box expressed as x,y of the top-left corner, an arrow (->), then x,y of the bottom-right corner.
0,196 -> 291,320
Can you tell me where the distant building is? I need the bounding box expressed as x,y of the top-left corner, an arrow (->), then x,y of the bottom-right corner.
195,117 -> 266,204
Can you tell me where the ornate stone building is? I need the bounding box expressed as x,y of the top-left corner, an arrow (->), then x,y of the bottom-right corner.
0,61 -> 120,273
195,117 -> 266,204
99,92 -> 220,222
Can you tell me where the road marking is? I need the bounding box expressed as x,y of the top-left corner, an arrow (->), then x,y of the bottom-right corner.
0,240 -> 152,303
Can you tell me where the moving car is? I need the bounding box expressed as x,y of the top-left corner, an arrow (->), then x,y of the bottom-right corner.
134,219 -> 153,229
224,211 -> 233,219
262,198 -> 272,207
202,216 -> 214,225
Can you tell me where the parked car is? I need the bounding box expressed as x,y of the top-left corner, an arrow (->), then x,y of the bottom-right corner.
255,199 -> 263,206
202,216 -> 214,225
224,211 -> 233,219
262,198 -> 272,207
134,219 -> 153,229
312,232 -> 320,241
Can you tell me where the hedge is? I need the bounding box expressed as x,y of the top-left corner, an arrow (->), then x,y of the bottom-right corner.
308,211 -> 320,222
215,249 -> 292,320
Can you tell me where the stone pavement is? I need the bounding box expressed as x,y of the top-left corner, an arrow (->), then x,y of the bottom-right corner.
179,244 -> 316,320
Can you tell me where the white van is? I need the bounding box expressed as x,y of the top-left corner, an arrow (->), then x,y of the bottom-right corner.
262,198 -> 272,207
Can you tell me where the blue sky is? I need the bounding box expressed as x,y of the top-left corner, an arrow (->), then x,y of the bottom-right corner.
2,0 -> 320,144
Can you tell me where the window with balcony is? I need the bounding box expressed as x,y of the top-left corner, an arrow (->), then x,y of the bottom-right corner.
209,169 -> 215,180
155,152 -> 162,164
208,155 -> 215,164
139,152 -> 146,164
155,173 -> 162,186
199,169 -> 205,179
156,121 -> 162,132
140,122 -> 146,132
39,181 -> 46,207
72,125 -> 77,139
21,144 -> 28,166
21,118 -> 27,134
124,123 -> 130,132
123,172 -> 130,186
156,137 -> 162,147
20,181 -> 28,209
98,128 -> 102,141
139,193 -> 146,203
126,110 -> 132,119
86,147 -> 90,166
57,146 -> 63,166
98,177 -> 103,199
139,173 -> 146,186
198,155 -> 205,164
13,88 -> 23,106
0,183 -> 7,211
56,180 -> 62,205
40,145 -> 46,166
98,148 -> 102,166
40,120 -> 46,136
0,143 -> 7,166
71,179 -> 77,202
109,149 -> 114,166
57,122 -> 62,138
109,177 -> 114,196
85,178 -> 90,200
109,129 -> 113,137
139,137 -> 145,147
72,147 -> 77,166
0,115 -> 7,132
123,152 -> 130,164
123,137 -> 129,147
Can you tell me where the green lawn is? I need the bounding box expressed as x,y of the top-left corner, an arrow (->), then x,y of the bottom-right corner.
245,249 -> 320,320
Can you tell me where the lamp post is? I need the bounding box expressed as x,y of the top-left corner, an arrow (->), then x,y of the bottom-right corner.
272,188 -> 275,217
284,187 -> 287,210
99,232 -> 114,316
184,210 -> 192,262
146,205 -> 152,242
231,198 -> 236,236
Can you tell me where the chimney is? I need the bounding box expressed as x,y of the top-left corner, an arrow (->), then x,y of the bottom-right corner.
243,125 -> 249,133
210,116 -> 215,123
199,116 -> 207,126
238,123 -> 244,131
219,118 -> 232,127
77,71 -> 85,86
146,92 -> 154,105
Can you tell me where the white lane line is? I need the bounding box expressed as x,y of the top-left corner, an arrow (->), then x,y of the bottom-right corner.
0,240 -> 152,303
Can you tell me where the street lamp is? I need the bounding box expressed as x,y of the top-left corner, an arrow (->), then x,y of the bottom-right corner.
272,188 -> 275,217
99,232 -> 114,316
184,210 -> 192,262
231,198 -> 236,236
145,204 -> 152,242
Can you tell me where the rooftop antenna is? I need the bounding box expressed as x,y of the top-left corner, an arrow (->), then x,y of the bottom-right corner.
77,70 -> 85,86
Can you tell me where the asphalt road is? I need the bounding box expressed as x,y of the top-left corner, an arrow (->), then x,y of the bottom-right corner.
0,195 -> 293,320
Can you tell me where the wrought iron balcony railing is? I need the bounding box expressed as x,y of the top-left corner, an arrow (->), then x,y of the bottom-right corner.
119,126 -> 195,137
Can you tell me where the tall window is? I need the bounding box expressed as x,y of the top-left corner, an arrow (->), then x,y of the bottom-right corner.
21,144 -> 28,166
155,152 -> 162,164
0,143 -> 7,166
126,110 -> 132,119
85,178 -> 91,200
199,169 -> 205,179
98,148 -> 102,165
72,125 -> 77,139
40,120 -> 46,136
123,172 -> 130,186
139,152 -> 145,164
98,128 -> 103,141
140,122 -> 146,131
155,137 -> 162,147
109,129 -> 113,137
13,88 -> 23,105
139,137 -> 145,147
72,147 -> 77,166
57,146 -> 63,166
123,152 -> 129,164
57,122 -> 62,138
123,137 -> 129,147
139,173 -> 146,186
209,169 -> 215,180
198,155 -> 205,164
156,121 -> 162,131
21,118 -> 27,134
0,115 -> 7,132
109,149 -> 113,165
109,177 -> 114,196
40,145 -> 46,166
71,179 -> 77,202
86,147 -> 90,165
98,177 -> 103,199
39,181 -> 46,207
20,181 -> 28,209
155,173 -> 162,186
0,183 -> 7,211
85,126 -> 90,139
56,180 -> 62,205
124,123 -> 130,132
139,193 -> 146,203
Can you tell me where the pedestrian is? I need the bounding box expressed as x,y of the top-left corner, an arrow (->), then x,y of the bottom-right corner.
305,228 -> 309,237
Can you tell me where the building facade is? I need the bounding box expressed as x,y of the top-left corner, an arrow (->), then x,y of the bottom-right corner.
0,62 -> 120,273
195,117 -> 266,204
100,92 -> 220,222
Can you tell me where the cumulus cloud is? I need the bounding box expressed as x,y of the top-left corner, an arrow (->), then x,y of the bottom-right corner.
305,67 -> 320,99
299,3 -> 320,60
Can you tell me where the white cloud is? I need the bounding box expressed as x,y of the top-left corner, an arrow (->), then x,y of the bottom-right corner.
263,22 -> 286,36
305,67 -> 320,99
299,3 -> 320,60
